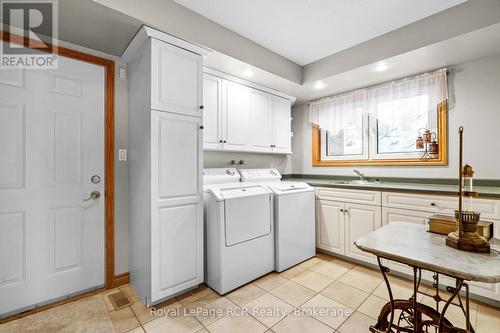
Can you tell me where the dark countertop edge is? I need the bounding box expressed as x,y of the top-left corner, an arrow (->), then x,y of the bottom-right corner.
281,175 -> 500,199
283,174 -> 500,187
306,182 -> 500,199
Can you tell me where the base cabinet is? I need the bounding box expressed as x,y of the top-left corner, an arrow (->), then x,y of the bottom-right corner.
382,207 -> 431,226
316,187 -> 500,303
345,203 -> 381,264
381,207 -> 433,276
316,199 -> 345,255
316,198 -> 380,264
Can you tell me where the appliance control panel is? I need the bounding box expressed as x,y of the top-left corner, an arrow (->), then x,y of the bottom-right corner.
203,168 -> 240,184
239,168 -> 282,182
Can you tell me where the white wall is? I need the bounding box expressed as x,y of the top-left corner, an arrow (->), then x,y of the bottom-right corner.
204,152 -> 292,174
292,54 -> 500,180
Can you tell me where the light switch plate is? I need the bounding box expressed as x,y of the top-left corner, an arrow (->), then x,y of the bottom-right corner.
119,67 -> 127,80
118,149 -> 127,161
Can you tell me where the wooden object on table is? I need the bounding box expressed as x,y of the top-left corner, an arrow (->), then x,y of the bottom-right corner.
428,214 -> 493,240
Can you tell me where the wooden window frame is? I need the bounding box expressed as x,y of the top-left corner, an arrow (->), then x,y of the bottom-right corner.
312,101 -> 448,166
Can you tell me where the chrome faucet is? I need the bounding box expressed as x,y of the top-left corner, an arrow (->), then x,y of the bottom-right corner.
354,169 -> 365,181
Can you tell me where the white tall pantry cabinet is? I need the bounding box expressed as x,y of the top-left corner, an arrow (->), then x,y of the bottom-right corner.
123,26 -> 208,306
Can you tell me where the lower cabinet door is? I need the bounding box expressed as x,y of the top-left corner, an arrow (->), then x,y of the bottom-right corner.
345,203 -> 381,264
151,202 -> 203,303
382,207 -> 432,226
315,199 -> 345,255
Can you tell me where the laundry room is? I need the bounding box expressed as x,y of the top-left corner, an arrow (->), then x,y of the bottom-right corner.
1,1 -> 500,333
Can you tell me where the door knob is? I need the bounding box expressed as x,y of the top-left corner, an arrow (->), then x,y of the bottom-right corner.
83,191 -> 101,201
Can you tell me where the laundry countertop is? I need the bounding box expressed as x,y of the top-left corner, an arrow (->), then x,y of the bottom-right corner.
285,177 -> 500,199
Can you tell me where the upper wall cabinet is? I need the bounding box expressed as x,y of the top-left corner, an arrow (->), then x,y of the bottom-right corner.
151,39 -> 203,117
202,74 -> 222,150
203,69 -> 295,154
223,80 -> 252,151
272,96 -> 292,153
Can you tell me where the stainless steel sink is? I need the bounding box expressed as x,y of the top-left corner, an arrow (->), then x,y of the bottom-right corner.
328,180 -> 380,185
328,180 -> 352,185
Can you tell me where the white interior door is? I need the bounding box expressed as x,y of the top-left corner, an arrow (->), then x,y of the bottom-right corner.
0,52 -> 105,317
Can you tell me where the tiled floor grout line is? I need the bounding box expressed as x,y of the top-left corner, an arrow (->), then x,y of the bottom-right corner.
128,303 -> 145,332
115,254 -> 487,333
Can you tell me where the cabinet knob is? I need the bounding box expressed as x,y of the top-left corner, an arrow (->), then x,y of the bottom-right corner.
199,105 -> 204,110
199,125 -> 204,129
219,140 -> 223,143
430,202 -> 436,206
223,140 -> 226,143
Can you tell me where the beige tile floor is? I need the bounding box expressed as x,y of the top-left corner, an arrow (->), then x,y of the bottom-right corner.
2,252 -> 500,333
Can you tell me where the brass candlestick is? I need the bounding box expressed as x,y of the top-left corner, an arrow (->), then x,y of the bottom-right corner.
446,127 -> 490,253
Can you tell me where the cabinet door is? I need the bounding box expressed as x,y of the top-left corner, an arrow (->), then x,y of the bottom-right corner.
202,74 -> 222,150
382,207 -> 431,226
345,203 -> 381,264
151,39 -> 203,117
222,81 -> 251,151
272,96 -> 291,153
151,111 -> 202,206
151,111 -> 203,301
151,202 -> 203,302
315,199 -> 345,255
250,89 -> 273,152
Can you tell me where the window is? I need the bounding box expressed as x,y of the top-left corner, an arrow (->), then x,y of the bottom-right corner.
311,69 -> 448,166
324,107 -> 366,159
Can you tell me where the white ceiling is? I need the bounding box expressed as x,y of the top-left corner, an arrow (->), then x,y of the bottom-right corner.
174,0 -> 466,66
204,22 -> 500,103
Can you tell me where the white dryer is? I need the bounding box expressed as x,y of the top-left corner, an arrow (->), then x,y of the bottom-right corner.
203,168 -> 274,294
239,169 -> 315,272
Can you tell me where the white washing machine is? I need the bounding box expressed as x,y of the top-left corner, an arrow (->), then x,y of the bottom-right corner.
239,169 -> 315,272
203,168 -> 274,294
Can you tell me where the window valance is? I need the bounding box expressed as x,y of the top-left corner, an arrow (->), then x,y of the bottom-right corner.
308,69 -> 448,133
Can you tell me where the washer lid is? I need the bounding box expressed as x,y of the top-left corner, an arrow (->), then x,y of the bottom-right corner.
266,181 -> 312,194
205,182 -> 272,201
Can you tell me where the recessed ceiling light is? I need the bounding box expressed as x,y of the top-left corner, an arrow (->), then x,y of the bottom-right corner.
314,81 -> 325,89
242,69 -> 254,77
375,62 -> 389,72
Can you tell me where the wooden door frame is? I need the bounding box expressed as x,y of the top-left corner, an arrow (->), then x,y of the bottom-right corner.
0,31 -> 116,289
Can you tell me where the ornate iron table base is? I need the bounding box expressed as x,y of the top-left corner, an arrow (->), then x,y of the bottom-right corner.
369,257 -> 475,333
